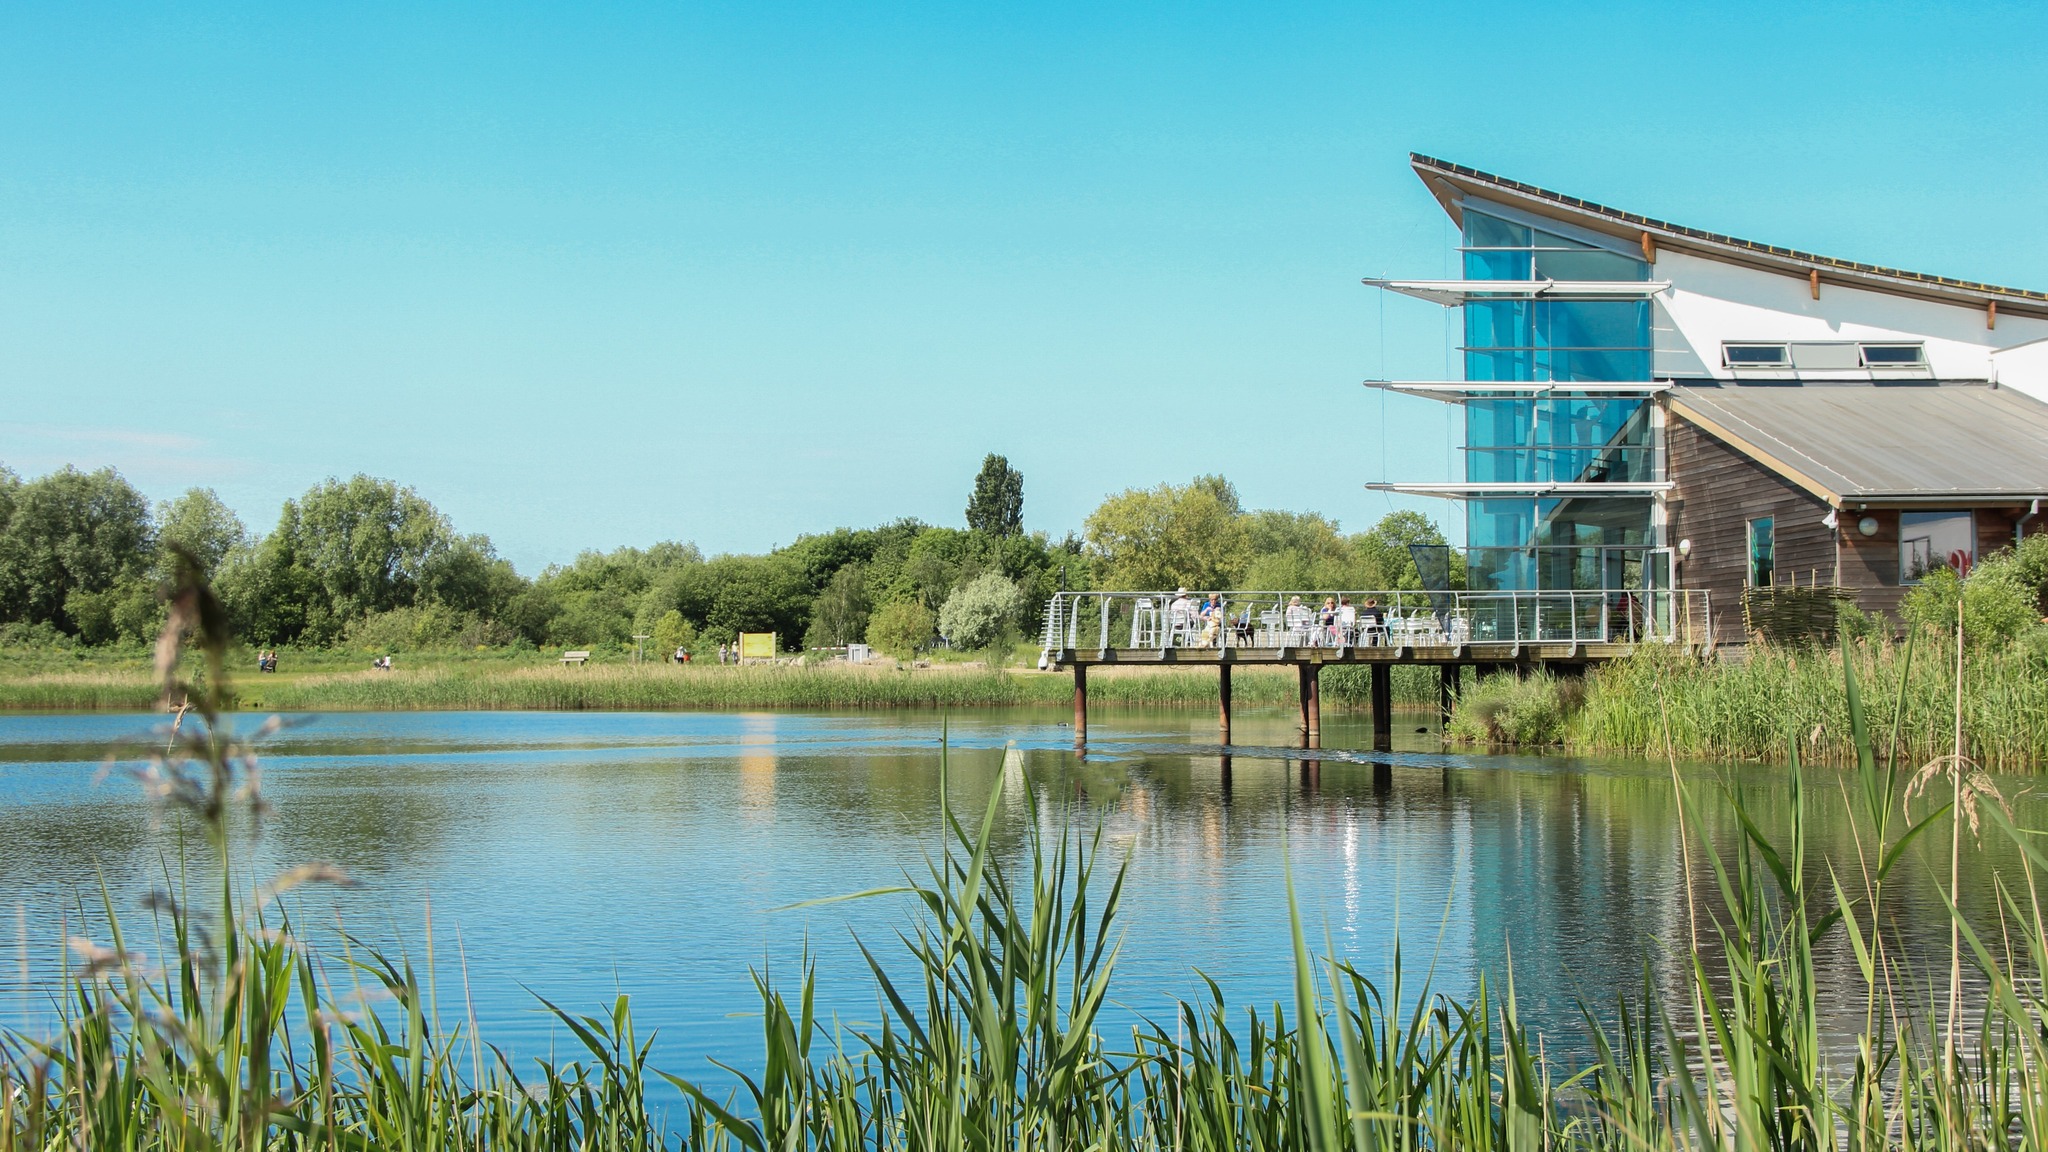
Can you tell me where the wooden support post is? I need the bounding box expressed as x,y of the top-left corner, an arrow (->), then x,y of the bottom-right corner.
1640,231 -> 1656,264
1439,664 -> 1460,727
1809,268 -> 1821,300
1296,662 -> 1312,734
1306,665 -> 1322,747
1371,664 -> 1392,752
1072,664 -> 1088,746
1989,300 -> 1998,330
1218,662 -> 1233,744
1372,760 -> 1393,795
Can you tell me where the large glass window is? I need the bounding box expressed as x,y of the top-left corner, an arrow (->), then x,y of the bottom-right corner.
1467,497 -> 1653,552
1461,211 -> 1650,283
1464,298 -> 1651,383
1457,210 -> 1660,593
1464,396 -> 1653,484
1900,511 -> 1975,582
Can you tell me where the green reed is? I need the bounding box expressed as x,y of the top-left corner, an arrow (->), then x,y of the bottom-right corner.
1443,636 -> 2048,770
5,560 -> 2045,1148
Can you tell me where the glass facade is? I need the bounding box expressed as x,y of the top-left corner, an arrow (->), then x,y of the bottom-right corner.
1458,211 -> 1662,594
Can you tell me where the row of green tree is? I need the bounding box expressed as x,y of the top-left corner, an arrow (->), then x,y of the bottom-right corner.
0,455 -> 1451,656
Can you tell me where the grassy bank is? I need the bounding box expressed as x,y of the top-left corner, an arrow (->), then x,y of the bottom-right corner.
0,655 -> 1444,712
1451,637 -> 2048,770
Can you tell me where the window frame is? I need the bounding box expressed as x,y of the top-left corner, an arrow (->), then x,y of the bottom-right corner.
1723,343 -> 1792,369
1858,343 -> 1928,369
1746,517 -> 1775,588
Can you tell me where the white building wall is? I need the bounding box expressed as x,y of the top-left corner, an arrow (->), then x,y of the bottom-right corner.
1650,250 -> 2048,402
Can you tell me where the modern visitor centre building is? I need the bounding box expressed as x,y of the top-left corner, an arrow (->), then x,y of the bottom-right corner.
1043,154 -> 2048,748
1365,154 -> 2048,642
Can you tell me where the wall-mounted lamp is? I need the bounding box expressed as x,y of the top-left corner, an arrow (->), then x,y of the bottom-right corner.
1822,511 -> 1839,530
1677,538 -> 1691,558
1857,516 -> 1880,537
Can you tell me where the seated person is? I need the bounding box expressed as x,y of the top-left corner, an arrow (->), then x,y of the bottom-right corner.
1361,598 -> 1387,643
1283,595 -> 1312,637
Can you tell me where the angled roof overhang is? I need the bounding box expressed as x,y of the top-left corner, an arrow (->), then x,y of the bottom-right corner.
1408,154 -> 2048,322
1363,381 -> 1670,403
1361,278 -> 1670,306
1366,482 -> 1672,500
1664,382 -> 2048,508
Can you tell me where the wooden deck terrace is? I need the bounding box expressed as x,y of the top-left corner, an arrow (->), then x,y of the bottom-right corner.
1049,640 -> 1653,753
1037,588 -> 1712,752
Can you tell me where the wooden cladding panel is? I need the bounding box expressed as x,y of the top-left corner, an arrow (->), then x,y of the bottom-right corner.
1666,416 -> 1834,640
1837,511 -> 1903,619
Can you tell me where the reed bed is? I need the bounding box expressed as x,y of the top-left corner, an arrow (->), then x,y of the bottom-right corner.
0,669 -> 161,711
1550,637 -> 2048,770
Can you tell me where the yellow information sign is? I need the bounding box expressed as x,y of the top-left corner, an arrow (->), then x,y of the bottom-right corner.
737,632 -> 778,660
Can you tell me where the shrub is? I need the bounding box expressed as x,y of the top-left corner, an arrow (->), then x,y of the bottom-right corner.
344,603 -> 513,651
1901,560 -> 2040,648
866,599 -> 936,657
652,609 -> 696,659
1447,672 -> 1573,745
937,572 -> 1024,651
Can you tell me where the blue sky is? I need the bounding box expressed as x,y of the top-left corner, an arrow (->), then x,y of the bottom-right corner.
3,1 -> 2043,572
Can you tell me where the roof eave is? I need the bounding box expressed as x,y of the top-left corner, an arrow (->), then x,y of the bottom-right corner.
1408,153 -> 2048,321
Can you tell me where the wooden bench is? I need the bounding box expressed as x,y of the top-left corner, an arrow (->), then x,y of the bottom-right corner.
560,651 -> 591,666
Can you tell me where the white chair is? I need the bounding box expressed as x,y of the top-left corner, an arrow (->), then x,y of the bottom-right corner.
1130,599 -> 1158,648
1283,606 -> 1313,647
1258,610 -> 1283,646
1447,613 -> 1472,645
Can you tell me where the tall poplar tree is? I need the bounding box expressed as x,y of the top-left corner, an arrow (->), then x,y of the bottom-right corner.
964,454 -> 1024,536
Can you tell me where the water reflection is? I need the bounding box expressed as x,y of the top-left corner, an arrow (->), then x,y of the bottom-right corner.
0,707 -> 2035,1079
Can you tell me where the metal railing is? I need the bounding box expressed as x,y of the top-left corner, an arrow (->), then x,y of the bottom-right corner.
1040,588 -> 1711,655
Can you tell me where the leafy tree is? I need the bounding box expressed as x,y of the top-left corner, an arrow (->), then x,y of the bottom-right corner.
652,609 -> 697,659
0,467 -> 19,539
965,454 -> 1024,536
155,488 -> 247,576
1083,475 -> 1249,591
0,465 -> 154,633
288,476 -> 455,620
1351,509 -> 1463,590
938,572 -> 1023,651
1241,510 -> 1364,590
421,534 -> 524,618
804,562 -> 871,648
866,599 -> 935,658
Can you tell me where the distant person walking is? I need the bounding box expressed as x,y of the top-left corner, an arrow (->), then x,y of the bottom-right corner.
718,642 -> 730,665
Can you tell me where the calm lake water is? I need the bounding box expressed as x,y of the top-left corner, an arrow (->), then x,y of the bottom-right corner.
0,707 -> 2037,1081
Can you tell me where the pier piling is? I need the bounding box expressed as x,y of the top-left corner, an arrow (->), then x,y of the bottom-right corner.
1072,664 -> 1088,747
1218,663 -> 1232,744
1370,664 -> 1393,751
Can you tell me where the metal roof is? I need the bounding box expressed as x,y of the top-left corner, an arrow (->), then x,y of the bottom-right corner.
1665,382 -> 2048,505
1409,155 -> 2048,320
